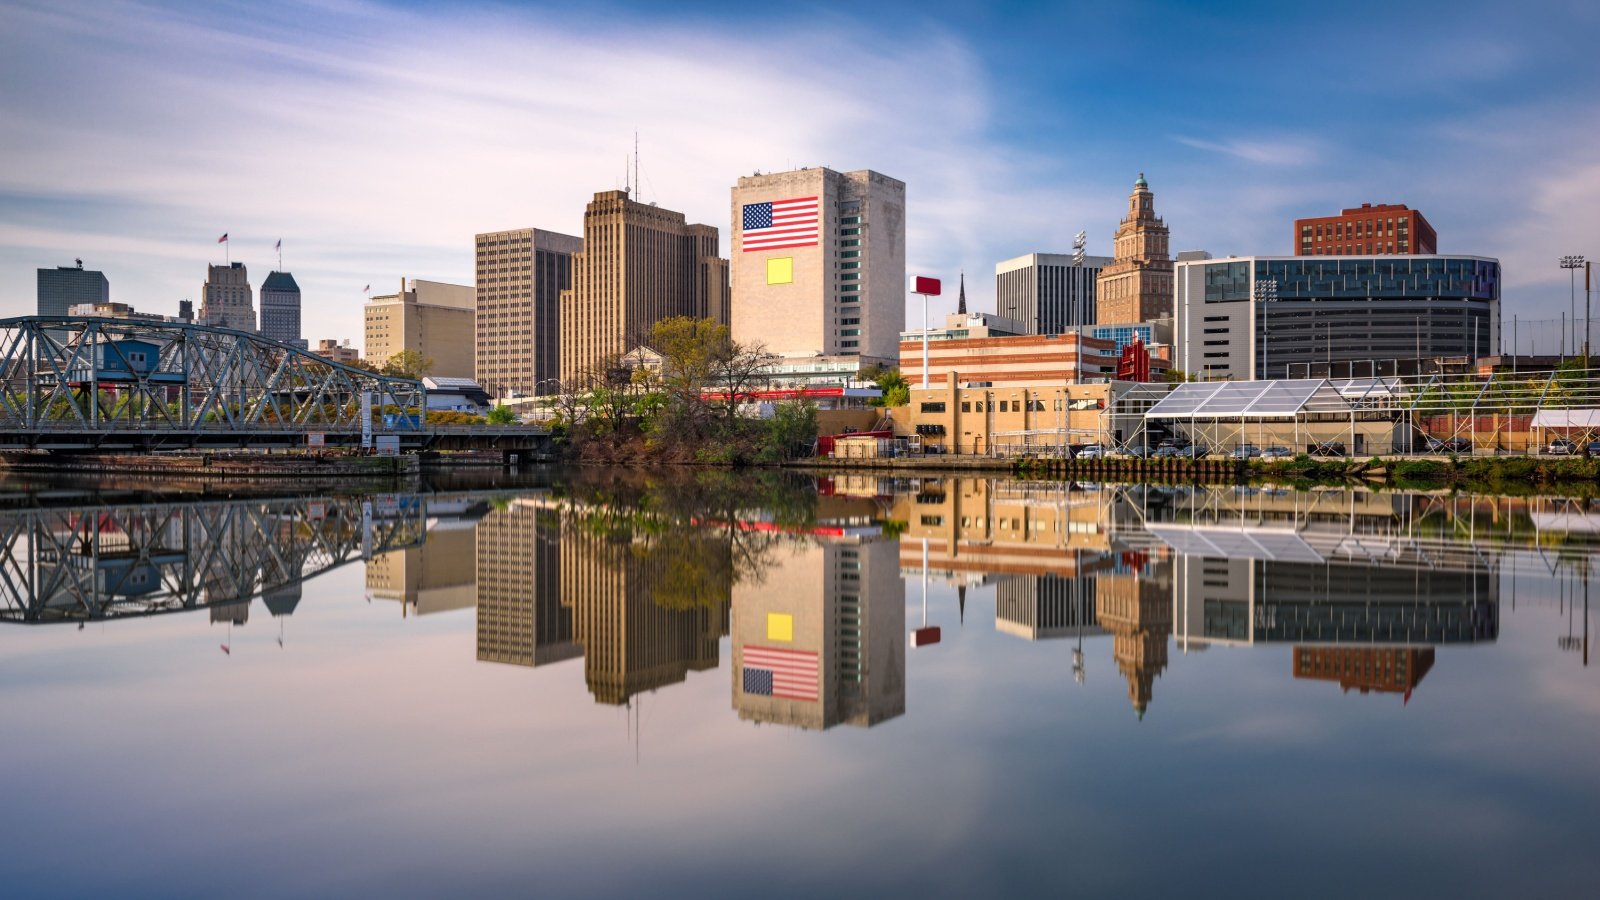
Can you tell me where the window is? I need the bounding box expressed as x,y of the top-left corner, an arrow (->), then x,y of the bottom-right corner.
961,402 -> 970,412
840,216 -> 862,225
839,239 -> 860,247
840,227 -> 861,236
840,328 -> 860,336
999,400 -> 1010,412
841,250 -> 860,258
840,261 -> 860,269
840,317 -> 860,325
920,402 -> 945,413
1029,399 -> 1045,411
920,515 -> 943,526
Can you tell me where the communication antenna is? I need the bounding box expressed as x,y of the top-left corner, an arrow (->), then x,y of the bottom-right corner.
634,130 -> 640,204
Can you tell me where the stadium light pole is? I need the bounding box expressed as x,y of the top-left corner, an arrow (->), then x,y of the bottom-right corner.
1561,255 -> 1585,360
1253,278 -> 1277,380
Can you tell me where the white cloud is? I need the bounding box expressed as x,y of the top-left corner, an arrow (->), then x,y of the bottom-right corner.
0,0 -> 1083,344
1174,135 -> 1322,167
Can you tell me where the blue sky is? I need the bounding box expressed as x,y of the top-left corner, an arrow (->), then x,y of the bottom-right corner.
1,0 -> 1597,351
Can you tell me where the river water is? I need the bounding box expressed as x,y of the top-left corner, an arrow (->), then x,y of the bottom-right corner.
1,469 -> 1597,898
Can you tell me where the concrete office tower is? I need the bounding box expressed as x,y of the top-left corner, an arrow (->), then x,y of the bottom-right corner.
363,278 -> 476,379
731,167 -> 905,363
37,261 -> 109,317
475,228 -> 582,399
559,190 -> 727,384
995,573 -> 1108,641
366,522 -> 477,617
476,499 -> 581,668
200,262 -> 256,332
731,535 -> 905,731
258,271 -> 303,348
1096,174 -> 1173,325
177,299 -> 194,323
996,252 -> 1114,334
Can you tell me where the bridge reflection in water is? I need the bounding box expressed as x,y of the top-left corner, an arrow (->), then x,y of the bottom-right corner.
0,495 -> 427,624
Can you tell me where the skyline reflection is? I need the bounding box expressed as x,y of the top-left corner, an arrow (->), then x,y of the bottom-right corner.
3,475 -> 1593,722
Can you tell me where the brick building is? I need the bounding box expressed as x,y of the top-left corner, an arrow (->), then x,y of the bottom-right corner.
1294,203 -> 1437,256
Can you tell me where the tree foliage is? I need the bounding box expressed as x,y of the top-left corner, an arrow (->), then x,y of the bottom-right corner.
486,403 -> 516,425
381,349 -> 433,379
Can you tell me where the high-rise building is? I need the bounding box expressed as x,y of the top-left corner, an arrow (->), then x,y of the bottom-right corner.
367,518 -> 478,617
363,278 -> 476,378
1294,203 -> 1437,256
258,271 -> 304,348
996,252 -> 1112,334
1173,254 -> 1500,380
474,228 -> 582,399
177,299 -> 194,323
559,190 -> 726,384
1095,174 -> 1173,325
37,261 -> 109,317
995,573 -> 1107,641
730,167 -> 905,364
475,499 -> 580,668
200,262 -> 255,332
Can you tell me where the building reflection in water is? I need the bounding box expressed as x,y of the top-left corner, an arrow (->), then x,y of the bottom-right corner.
472,496 -> 730,706
367,498 -> 487,617
1293,647 -> 1435,702
731,528 -> 904,730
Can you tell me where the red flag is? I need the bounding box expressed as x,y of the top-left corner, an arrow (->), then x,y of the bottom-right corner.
220,643 -> 231,655
363,284 -> 370,294
217,233 -> 228,244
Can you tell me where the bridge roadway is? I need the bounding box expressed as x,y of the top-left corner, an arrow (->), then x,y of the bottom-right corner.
0,422 -> 553,453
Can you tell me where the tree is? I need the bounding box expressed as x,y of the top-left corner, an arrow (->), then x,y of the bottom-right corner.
486,403 -> 516,425
381,349 -> 433,379
862,365 -> 910,407
1163,368 -> 1195,384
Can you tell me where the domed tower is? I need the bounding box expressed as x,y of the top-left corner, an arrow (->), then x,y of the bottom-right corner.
1095,173 -> 1173,325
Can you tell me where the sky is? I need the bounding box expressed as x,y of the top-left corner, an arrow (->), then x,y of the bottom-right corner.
1,0 -> 1598,352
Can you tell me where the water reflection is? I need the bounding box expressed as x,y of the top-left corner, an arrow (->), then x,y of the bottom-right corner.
3,475 -> 1593,718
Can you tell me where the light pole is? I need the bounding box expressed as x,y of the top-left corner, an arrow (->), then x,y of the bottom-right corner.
1253,278 -> 1277,380
1562,255 -> 1585,360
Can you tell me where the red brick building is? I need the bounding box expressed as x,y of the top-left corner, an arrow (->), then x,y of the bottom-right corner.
1294,203 -> 1437,256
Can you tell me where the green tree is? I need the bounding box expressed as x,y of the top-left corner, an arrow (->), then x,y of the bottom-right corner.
486,403 -> 516,425
861,365 -> 910,407
1163,368 -> 1195,384
381,349 -> 433,379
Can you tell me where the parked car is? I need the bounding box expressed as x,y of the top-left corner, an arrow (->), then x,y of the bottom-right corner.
1587,442 -> 1600,459
1151,445 -> 1180,459
1261,446 -> 1293,460
1309,441 -> 1348,457
1175,445 -> 1209,459
1545,439 -> 1578,456
1230,444 -> 1261,460
1426,437 -> 1472,454
1075,444 -> 1104,460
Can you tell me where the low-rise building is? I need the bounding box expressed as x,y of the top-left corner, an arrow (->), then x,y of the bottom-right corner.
896,380 -> 1157,455
313,338 -> 360,365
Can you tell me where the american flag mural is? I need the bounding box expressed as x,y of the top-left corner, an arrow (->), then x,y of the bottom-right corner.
742,645 -> 820,701
740,196 -> 820,251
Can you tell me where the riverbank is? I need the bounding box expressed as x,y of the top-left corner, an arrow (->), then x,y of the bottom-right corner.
0,450 -> 421,484
793,452 -> 1600,493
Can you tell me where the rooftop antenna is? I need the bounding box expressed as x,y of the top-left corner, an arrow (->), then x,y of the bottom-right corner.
634,130 -> 640,204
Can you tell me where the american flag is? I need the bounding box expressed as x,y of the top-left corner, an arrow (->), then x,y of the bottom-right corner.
741,196 -> 819,252
742,645 -> 819,701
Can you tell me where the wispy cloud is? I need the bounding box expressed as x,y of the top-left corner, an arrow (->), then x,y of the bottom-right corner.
1173,135 -> 1323,167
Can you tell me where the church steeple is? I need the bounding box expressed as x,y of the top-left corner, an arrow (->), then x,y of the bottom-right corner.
957,271 -> 967,315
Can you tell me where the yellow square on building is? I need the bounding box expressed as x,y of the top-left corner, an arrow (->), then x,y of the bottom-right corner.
766,612 -> 794,642
766,256 -> 793,285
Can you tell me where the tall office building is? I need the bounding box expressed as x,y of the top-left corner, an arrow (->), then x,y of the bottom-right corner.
730,167 -> 905,363
364,278 -> 476,378
200,262 -> 255,332
475,228 -> 582,399
731,535 -> 905,731
476,499 -> 581,668
37,261 -> 109,317
1295,203 -> 1436,256
559,191 -> 727,384
258,271 -> 304,348
995,573 -> 1108,641
995,253 -> 1112,334
1096,174 -> 1173,325
366,517 -> 478,617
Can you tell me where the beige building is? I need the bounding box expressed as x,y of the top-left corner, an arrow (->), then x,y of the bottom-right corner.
559,190 -> 726,384
363,278 -> 476,378
200,262 -> 255,332
312,338 -> 359,364
1096,174 -> 1173,324
898,380 -> 1160,455
730,167 -> 905,364
474,227 -> 582,399
732,534 -> 904,731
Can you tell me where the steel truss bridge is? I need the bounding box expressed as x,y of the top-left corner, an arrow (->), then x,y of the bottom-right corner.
0,494 -> 427,624
0,317 -> 548,454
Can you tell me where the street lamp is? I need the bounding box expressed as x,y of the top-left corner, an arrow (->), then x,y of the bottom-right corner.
1561,255 -> 1585,360
1253,278 -> 1277,380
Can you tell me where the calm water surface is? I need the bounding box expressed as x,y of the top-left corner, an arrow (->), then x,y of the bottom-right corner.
2,470 -> 1597,898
